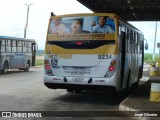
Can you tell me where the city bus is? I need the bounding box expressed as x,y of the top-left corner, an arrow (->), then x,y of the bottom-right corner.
44,13 -> 145,93
0,36 -> 37,74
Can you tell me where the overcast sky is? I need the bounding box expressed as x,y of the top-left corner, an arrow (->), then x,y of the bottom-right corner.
0,0 -> 160,53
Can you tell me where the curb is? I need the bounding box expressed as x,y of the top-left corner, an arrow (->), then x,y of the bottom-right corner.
119,99 -> 150,120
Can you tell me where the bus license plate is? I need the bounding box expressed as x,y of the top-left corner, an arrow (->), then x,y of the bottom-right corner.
73,67 -> 85,74
74,77 -> 84,82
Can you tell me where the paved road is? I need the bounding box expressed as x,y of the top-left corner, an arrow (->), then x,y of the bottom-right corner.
0,66 -> 150,120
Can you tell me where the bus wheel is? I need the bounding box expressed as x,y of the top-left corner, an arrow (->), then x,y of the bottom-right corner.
67,89 -> 73,93
132,81 -> 139,89
24,63 -> 29,72
75,89 -> 81,93
2,62 -> 8,74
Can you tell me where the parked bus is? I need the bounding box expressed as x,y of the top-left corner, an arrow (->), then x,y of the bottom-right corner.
44,13 -> 145,93
0,36 -> 37,74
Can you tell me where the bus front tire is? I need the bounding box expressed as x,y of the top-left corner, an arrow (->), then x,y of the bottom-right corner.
24,63 -> 29,72
2,63 -> 8,74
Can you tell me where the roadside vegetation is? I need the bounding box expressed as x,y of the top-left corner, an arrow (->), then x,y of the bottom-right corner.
35,59 -> 44,66
35,55 -> 44,66
35,50 -> 44,66
144,53 -> 160,63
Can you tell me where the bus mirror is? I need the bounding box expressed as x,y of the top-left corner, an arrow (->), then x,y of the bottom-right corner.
145,43 -> 148,50
51,12 -> 55,16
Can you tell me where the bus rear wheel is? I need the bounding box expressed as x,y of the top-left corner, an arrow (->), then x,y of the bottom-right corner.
67,89 -> 73,93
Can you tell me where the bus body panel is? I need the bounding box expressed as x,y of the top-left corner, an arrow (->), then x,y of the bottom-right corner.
45,54 -> 117,78
0,53 -> 27,69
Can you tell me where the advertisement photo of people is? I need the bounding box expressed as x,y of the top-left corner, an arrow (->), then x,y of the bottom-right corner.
48,16 -> 115,35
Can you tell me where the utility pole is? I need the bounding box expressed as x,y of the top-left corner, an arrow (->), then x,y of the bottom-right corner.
24,4 -> 32,38
153,21 -> 157,61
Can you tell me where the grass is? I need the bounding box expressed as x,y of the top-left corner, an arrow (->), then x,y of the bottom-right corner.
35,55 -> 44,66
35,59 -> 44,66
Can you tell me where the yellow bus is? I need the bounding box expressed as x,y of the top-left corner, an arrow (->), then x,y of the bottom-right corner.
0,36 -> 37,74
44,13 -> 145,93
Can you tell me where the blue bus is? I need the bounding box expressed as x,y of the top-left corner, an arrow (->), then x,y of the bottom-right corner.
0,36 -> 37,74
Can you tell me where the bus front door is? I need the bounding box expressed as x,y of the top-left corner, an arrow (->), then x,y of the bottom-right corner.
32,43 -> 36,66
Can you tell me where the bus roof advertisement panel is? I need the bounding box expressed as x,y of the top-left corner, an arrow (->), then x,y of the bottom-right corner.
48,15 -> 115,40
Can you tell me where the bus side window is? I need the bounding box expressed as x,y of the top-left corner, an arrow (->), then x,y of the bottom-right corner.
135,33 -> 138,54
6,40 -> 11,52
126,28 -> 128,53
17,41 -> 22,53
1,39 -> 6,52
127,28 -> 131,53
132,32 -> 135,54
137,34 -> 140,54
27,42 -> 32,53
23,42 -> 27,52
21,41 -> 24,52
130,30 -> 134,54
12,40 -> 17,52
139,35 -> 143,54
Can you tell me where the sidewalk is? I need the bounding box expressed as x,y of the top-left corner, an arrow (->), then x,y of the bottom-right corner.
119,76 -> 160,120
